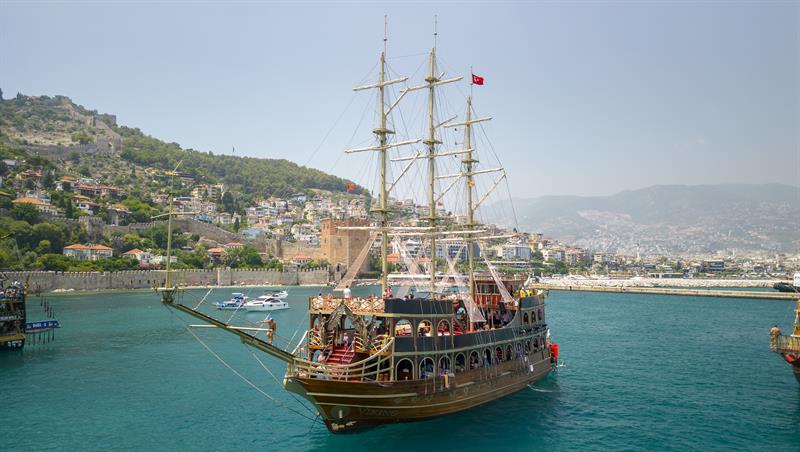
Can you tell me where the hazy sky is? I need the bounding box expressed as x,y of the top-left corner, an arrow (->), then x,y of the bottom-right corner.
2,1 -> 798,199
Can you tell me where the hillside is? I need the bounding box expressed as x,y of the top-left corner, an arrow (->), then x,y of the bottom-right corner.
0,93 -> 366,199
502,184 -> 800,255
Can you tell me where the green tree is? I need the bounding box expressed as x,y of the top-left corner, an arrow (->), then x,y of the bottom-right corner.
32,222 -> 67,251
35,253 -> 74,271
221,191 -> 235,213
13,203 -> 40,224
226,245 -> 263,268
71,130 -> 94,144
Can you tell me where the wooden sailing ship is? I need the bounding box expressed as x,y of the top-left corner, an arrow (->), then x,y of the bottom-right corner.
770,276 -> 800,383
0,280 -> 26,350
160,21 -> 558,432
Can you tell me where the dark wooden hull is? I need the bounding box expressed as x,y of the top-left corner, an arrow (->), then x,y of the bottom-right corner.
286,352 -> 555,433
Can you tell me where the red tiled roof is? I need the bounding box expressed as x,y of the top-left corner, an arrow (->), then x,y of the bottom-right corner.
123,248 -> 145,255
12,197 -> 49,206
64,244 -> 112,251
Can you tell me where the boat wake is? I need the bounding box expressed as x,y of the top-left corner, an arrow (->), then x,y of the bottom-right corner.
527,385 -> 556,393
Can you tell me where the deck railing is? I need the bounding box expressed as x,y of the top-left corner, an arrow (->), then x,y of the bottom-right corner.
771,334 -> 800,353
290,337 -> 395,382
310,296 -> 385,313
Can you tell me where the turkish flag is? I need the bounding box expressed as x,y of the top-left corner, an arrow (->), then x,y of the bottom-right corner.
471,74 -> 484,85
346,183 -> 355,192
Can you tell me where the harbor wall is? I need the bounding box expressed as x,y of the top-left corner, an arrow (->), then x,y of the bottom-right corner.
2,267 -> 329,293
538,277 -> 780,289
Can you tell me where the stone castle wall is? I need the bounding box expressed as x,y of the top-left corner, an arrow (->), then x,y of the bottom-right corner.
2,267 -> 329,293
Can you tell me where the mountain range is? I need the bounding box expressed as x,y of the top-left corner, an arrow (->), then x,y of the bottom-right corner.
503,184 -> 800,256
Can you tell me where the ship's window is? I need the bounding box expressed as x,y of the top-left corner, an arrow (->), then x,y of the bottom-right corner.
516,342 -> 523,357
505,345 -> 513,361
420,357 -> 435,378
453,320 -> 463,335
418,320 -> 432,337
439,356 -> 451,374
394,319 -> 412,337
538,309 -> 543,322
533,337 -> 539,349
396,358 -> 414,381
469,351 -> 480,369
495,347 -> 503,363
437,320 -> 451,336
455,353 -> 466,372
525,340 -> 532,353
523,312 -> 529,324
483,349 -> 492,367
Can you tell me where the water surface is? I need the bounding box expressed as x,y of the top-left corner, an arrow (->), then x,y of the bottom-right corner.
2,287 -> 798,451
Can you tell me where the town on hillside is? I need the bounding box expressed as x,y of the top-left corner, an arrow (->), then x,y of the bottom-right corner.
0,94 -> 797,280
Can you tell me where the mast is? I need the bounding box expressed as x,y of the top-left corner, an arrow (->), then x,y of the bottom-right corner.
346,18 -> 416,294
463,96 -> 477,309
794,297 -> 800,337
425,24 -> 440,295
377,20 -> 390,294
158,160 -> 183,303
165,170 -> 175,290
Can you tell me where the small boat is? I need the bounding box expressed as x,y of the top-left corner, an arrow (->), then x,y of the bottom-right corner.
214,293 -> 248,310
244,296 -> 289,312
263,290 -> 289,299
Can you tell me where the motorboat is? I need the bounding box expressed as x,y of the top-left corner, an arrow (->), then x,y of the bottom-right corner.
244,295 -> 289,312
214,293 -> 248,310
263,290 -> 289,299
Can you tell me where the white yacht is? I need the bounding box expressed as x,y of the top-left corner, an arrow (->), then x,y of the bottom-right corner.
244,295 -> 289,312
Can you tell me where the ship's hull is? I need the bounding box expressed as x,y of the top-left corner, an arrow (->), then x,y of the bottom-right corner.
781,352 -> 800,383
0,334 -> 25,350
285,352 -> 554,433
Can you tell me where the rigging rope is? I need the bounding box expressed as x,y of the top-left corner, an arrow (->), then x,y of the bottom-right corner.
167,306 -> 317,422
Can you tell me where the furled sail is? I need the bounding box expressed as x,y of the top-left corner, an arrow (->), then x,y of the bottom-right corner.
484,257 -> 517,306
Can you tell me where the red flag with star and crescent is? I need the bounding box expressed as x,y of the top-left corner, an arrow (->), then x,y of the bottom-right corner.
471,74 -> 484,85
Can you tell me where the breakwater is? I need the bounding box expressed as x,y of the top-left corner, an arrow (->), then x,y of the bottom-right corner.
539,277 -> 781,289
3,267 -> 329,293
533,284 -> 799,300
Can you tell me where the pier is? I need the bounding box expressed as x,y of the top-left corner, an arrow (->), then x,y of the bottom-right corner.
531,285 -> 800,300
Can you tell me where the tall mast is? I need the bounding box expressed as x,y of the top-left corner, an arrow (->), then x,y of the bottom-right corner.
794,298 -> 800,336
165,161 -> 181,290
463,96 -> 476,307
377,19 -> 390,294
346,18 -> 415,295
425,24 -> 440,294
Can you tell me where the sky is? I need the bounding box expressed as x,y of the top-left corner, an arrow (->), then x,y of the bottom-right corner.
1,1 -> 798,200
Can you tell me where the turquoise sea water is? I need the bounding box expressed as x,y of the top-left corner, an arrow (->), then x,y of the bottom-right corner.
2,286 -> 798,451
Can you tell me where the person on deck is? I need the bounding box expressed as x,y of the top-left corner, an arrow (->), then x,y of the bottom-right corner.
343,285 -> 352,299
771,324 -> 782,338
259,318 -> 276,344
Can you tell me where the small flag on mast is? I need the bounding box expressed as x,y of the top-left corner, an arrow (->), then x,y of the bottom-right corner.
471,74 -> 484,86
